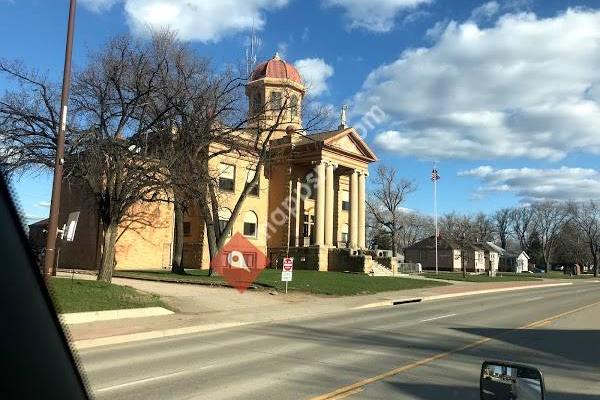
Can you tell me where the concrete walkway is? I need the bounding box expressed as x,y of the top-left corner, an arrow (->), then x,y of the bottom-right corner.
57,272 -> 576,347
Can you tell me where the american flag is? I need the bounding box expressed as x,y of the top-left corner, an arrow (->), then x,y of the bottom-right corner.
431,168 -> 440,182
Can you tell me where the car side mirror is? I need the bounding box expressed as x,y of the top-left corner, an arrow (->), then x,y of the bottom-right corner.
481,360 -> 545,400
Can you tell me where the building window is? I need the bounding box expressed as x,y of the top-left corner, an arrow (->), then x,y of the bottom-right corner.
219,208 -> 232,237
290,94 -> 299,118
219,163 -> 235,192
341,223 -> 349,243
270,91 -> 282,111
341,190 -> 350,211
252,92 -> 262,115
243,211 -> 258,238
246,168 -> 259,196
183,222 -> 191,237
303,212 -> 314,238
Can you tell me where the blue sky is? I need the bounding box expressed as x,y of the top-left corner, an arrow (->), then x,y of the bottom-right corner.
2,0 -> 600,223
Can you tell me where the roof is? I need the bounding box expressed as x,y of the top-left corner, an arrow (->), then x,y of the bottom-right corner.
296,127 -> 378,162
28,218 -> 49,228
483,241 -> 505,254
407,236 -> 492,252
406,235 -> 460,250
250,53 -> 302,84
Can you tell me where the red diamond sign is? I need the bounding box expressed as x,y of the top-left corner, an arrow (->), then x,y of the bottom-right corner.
211,233 -> 268,293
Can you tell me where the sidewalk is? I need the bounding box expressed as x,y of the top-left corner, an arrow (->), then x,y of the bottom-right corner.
61,275 -> 573,348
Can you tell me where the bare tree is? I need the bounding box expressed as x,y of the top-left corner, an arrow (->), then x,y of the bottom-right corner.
493,208 -> 512,249
532,201 -> 569,272
366,165 -> 417,256
0,60 -> 65,175
397,212 -> 434,249
510,206 -> 537,253
440,213 -> 480,278
570,201 -> 600,277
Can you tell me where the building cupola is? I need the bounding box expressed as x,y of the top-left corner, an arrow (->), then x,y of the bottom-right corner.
246,53 -> 305,136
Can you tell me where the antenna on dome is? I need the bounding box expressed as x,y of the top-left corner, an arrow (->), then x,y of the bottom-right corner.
246,20 -> 261,78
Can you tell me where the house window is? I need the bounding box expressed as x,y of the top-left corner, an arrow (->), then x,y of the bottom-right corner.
243,211 -> 258,238
183,222 -> 191,237
246,168 -> 259,196
219,163 -> 235,192
218,208 -> 232,237
290,94 -> 299,118
270,91 -> 282,111
341,190 -> 350,211
341,223 -> 349,243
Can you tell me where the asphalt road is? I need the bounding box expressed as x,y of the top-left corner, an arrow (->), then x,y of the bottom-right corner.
77,281 -> 600,400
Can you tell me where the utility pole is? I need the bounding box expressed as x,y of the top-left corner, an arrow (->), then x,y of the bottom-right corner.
44,0 -> 77,278
432,163 -> 440,274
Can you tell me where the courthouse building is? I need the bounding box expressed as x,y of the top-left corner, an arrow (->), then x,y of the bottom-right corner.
56,53 -> 379,272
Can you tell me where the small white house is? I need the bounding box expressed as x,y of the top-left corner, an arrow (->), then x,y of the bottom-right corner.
500,251 -> 530,273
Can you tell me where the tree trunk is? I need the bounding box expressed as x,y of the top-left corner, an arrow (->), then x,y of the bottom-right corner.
462,252 -> 467,278
198,198 -> 218,276
97,222 -> 119,283
594,252 -> 599,277
391,231 -> 398,257
171,201 -> 185,274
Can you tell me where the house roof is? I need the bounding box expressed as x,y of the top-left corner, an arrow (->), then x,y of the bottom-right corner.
483,241 -> 505,254
406,235 -> 460,250
407,236 -> 495,252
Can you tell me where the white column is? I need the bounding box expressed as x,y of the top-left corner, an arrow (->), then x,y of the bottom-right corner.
349,170 -> 358,249
358,171 -> 367,249
324,163 -> 335,246
314,161 -> 326,246
294,178 -> 302,247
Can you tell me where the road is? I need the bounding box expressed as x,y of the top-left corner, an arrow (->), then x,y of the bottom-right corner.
77,281 -> 600,400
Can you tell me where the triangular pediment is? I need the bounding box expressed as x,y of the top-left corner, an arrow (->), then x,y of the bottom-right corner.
323,128 -> 377,162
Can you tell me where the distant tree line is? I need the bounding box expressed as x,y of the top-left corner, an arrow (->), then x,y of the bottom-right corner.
367,165 -> 600,277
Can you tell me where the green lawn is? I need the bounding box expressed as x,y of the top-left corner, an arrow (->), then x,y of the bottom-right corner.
115,269 -> 449,296
49,277 -> 167,313
422,272 -> 541,282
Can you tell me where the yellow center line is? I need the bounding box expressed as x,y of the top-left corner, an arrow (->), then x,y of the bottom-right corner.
309,299 -> 600,400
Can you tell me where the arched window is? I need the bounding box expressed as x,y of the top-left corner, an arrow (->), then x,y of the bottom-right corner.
218,208 -> 232,236
270,91 -> 282,111
243,211 -> 258,238
290,94 -> 299,118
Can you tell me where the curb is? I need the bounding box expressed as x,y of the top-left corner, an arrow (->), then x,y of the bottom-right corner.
73,321 -> 252,350
354,282 -> 573,310
61,307 -> 173,325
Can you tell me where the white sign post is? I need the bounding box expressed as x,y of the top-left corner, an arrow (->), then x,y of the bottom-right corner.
281,257 -> 293,294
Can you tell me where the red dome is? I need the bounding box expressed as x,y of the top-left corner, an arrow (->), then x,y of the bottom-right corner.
250,53 -> 303,84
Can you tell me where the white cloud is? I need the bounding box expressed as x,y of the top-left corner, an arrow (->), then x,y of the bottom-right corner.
295,58 -> 334,97
80,0 -> 120,13
323,0 -> 433,32
459,166 -> 600,202
35,201 -> 51,209
353,8 -> 600,160
82,0 -> 288,42
470,1 -> 499,22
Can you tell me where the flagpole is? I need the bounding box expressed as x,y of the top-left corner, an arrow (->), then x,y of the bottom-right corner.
434,163 -> 438,275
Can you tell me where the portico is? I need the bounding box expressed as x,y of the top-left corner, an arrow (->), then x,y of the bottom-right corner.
267,124 -> 377,270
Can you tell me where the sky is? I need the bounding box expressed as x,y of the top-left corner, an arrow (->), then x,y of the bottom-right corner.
1,0 -> 600,223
